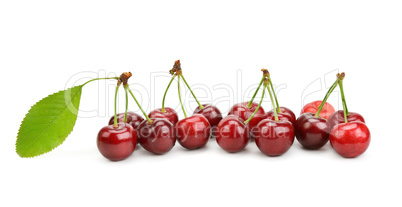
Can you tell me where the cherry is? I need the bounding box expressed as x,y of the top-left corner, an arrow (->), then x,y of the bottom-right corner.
294,113 -> 330,149
328,110 -> 365,129
175,114 -> 211,149
215,115 -> 250,153
300,100 -> 335,120
97,123 -> 137,161
193,104 -> 222,128
271,107 -> 296,124
254,119 -> 295,156
265,108 -> 295,125
148,107 -> 179,126
330,122 -> 370,158
137,118 -> 176,155
228,101 -> 265,130
108,112 -> 144,130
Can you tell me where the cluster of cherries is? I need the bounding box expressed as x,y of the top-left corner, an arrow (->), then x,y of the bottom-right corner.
97,61 -> 370,161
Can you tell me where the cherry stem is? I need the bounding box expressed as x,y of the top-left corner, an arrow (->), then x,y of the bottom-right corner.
126,85 -> 153,124
161,75 -> 177,113
338,79 -> 349,116
83,77 -> 119,86
244,85 -> 266,125
113,83 -> 121,128
268,77 -> 282,113
314,80 -> 338,118
177,75 -> 188,118
266,83 -> 279,121
123,85 -> 129,123
338,79 -> 348,123
179,74 -> 203,109
247,76 -> 265,108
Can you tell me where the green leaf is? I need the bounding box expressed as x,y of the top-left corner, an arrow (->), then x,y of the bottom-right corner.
16,85 -> 83,157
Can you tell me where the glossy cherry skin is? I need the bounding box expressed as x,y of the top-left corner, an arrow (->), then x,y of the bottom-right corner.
228,101 -> 265,130
300,101 -> 335,120
328,110 -> 365,130
108,112 -> 144,130
148,107 -> 179,126
137,118 -> 176,155
277,107 -> 296,122
330,122 -> 370,158
265,111 -> 295,126
295,113 -> 330,149
215,115 -> 250,153
97,123 -> 137,161
175,114 -> 211,149
193,104 -> 222,128
254,119 -> 295,156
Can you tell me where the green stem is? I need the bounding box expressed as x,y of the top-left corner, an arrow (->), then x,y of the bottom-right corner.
315,80 -> 338,118
247,76 -> 265,108
83,77 -> 119,86
113,84 -> 121,128
126,85 -> 153,124
338,79 -> 349,116
268,77 -> 281,113
266,84 -> 279,121
244,85 -> 266,125
124,85 -> 128,123
178,76 -> 187,118
161,75 -> 177,113
179,74 -> 203,109
342,100 -> 348,123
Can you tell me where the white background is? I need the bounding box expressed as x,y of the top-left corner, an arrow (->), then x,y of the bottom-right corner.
1,0 -> 401,206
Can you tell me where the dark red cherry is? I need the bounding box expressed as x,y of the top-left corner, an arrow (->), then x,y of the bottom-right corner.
175,114 -> 211,149
267,107 -> 296,125
193,104 -> 222,128
330,122 -> 370,158
294,113 -> 330,149
137,118 -> 176,154
108,112 -> 144,130
97,123 -> 137,161
264,111 -> 294,125
300,100 -> 335,120
228,102 -> 265,130
148,107 -> 179,126
328,110 -> 365,130
254,119 -> 295,156
215,115 -> 250,153
277,107 -> 296,122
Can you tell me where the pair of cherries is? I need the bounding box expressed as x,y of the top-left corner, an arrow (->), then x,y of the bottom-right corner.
140,60 -> 222,153
295,73 -> 370,158
215,69 -> 296,156
97,61 -> 223,161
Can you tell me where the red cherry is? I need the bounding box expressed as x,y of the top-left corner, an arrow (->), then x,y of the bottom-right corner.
215,115 -> 250,153
294,113 -> 330,149
228,102 -> 265,130
300,100 -> 335,120
330,122 -> 370,158
278,107 -> 296,119
328,110 -> 365,129
193,104 -> 222,128
148,107 -> 179,126
274,107 -> 296,124
97,123 -> 137,161
175,114 -> 211,149
137,118 -> 176,154
108,112 -> 144,130
254,119 -> 295,156
264,111 -> 295,126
